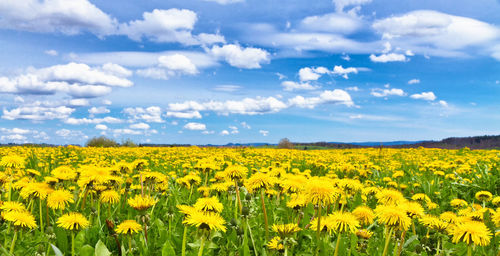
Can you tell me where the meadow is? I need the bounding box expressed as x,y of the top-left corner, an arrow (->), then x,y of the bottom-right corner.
0,146 -> 498,255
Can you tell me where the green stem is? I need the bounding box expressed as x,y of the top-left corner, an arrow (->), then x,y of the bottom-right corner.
382,227 -> 394,256
435,237 -> 440,256
181,226 -> 188,256
260,189 -> 269,240
315,205 -> 322,256
235,181 -> 243,213
129,235 -> 132,254
198,234 -> 206,256
397,230 -> 406,256
71,232 -> 75,256
39,198 -> 44,233
246,220 -> 258,256
467,245 -> 472,256
334,233 -> 342,256
9,230 -> 17,254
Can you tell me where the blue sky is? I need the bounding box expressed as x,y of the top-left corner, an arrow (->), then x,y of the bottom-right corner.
1,0 -> 500,145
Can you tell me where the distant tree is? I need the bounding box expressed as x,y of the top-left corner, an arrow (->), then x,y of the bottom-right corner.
121,138 -> 137,147
85,136 -> 119,147
277,138 -> 294,149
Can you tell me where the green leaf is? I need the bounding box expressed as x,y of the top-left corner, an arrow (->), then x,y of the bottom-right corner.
54,228 -> 69,253
75,230 -> 86,250
161,241 -> 176,256
80,245 -> 95,256
50,244 -> 64,256
95,240 -> 111,256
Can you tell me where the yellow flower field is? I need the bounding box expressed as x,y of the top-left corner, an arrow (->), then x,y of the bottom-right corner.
0,146 -> 498,255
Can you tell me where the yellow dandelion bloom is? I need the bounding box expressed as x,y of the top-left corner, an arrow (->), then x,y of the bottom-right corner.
3,210 -> 37,229
352,206 -> 375,225
127,194 -> 158,211
324,211 -> 360,234
47,189 -> 75,210
375,205 -> 412,231
355,229 -> 373,239
194,196 -> 223,213
244,172 -> 276,193
267,236 -> 284,251
100,190 -> 120,204
304,177 -> 340,206
451,221 -> 492,246
450,199 -> 468,208
183,211 -> 226,232
403,201 -> 425,219
272,223 -> 301,237
57,212 -> 90,231
475,191 -> 493,202
116,220 -> 142,235
177,205 -> 198,216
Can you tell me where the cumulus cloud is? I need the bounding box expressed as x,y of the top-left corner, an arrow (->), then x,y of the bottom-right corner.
95,124 -> 108,130
0,62 -> 132,98
56,129 -> 88,139
370,88 -> 406,97
369,53 -> 407,62
89,107 -> 110,116
123,106 -> 163,123
373,10 -> 500,57
241,122 -> 251,129
3,106 -> 74,121
118,8 -> 223,45
68,99 -> 90,107
209,44 -> 270,69
169,97 -> 288,115
136,54 -> 199,80
259,130 -> 269,136
166,111 -> 202,119
0,134 -> 27,142
288,89 -> 354,108
410,91 -> 437,101
0,0 -> 117,36
45,49 -> 58,56
333,0 -> 372,13
130,122 -> 150,130
220,130 -> 230,135
408,79 -> 420,84
184,122 -> 206,130
281,81 -> 319,91
298,65 -> 359,81
64,116 -> 123,125
213,85 -> 242,92
299,12 -> 362,34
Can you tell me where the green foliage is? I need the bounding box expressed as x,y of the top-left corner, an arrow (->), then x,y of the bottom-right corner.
85,136 -> 119,147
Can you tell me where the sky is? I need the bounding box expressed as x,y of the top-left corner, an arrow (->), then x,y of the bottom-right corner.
0,0 -> 500,145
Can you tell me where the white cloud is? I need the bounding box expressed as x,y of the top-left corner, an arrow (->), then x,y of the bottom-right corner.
56,129 -> 88,139
64,116 -> 123,125
123,106 -> 163,123
102,99 -> 112,105
288,89 -> 354,108
213,85 -> 242,92
346,86 -> 359,91
130,122 -> 150,130
333,0 -> 372,13
0,62 -> 132,98
281,81 -> 319,91
166,111 -> 202,119
184,122 -> 206,130
298,65 -> 359,81
158,54 -> 198,74
201,130 -> 215,135
369,53 -> 407,62
276,73 -> 287,80
408,79 -> 420,84
136,68 -> 168,80
410,91 -> 436,101
438,100 -> 448,107
45,49 -> 58,56
89,106 -> 110,115
300,12 -> 362,34
112,129 -> 142,135
95,124 -> 108,130
68,99 -> 90,107
0,134 -> 27,142
203,0 -> 244,4
229,125 -> 239,134
101,63 -> 133,77
373,10 -> 500,55
3,106 -> 74,121
0,0 -> 117,36
371,88 -> 406,97
209,44 -> 270,69
169,97 -> 288,115
259,130 -> 269,136
241,122 -> 251,129
0,128 -> 30,134
118,8 -> 223,46
220,130 -> 230,135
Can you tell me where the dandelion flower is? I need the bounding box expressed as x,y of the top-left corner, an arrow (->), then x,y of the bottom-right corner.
352,206 -> 375,225
100,190 -> 120,204
47,189 -> 75,210
183,211 -> 226,232
324,211 -> 360,234
3,210 -> 37,229
375,205 -> 412,231
267,236 -> 284,251
451,221 -> 492,246
116,220 -> 143,235
376,189 -> 405,206
304,177 -> 340,206
194,196 -> 223,213
57,212 -> 90,231
475,191 -> 493,202
272,223 -> 301,237
127,194 -> 158,211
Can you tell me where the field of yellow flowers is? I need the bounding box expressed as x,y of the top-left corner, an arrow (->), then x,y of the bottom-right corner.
0,146 -> 498,256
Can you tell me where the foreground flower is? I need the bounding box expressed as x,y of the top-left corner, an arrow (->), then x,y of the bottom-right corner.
47,189 -> 75,210
304,177 -> 339,206
116,220 -> 143,235
375,205 -> 411,231
183,211 -> 226,232
267,236 -> 284,251
451,221 -> 492,246
325,211 -> 360,234
57,212 -> 90,230
272,223 -> 301,237
127,194 -> 158,211
475,191 -> 493,202
352,206 -> 375,225
3,210 -> 37,229
194,196 -> 223,213
100,190 -> 120,204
